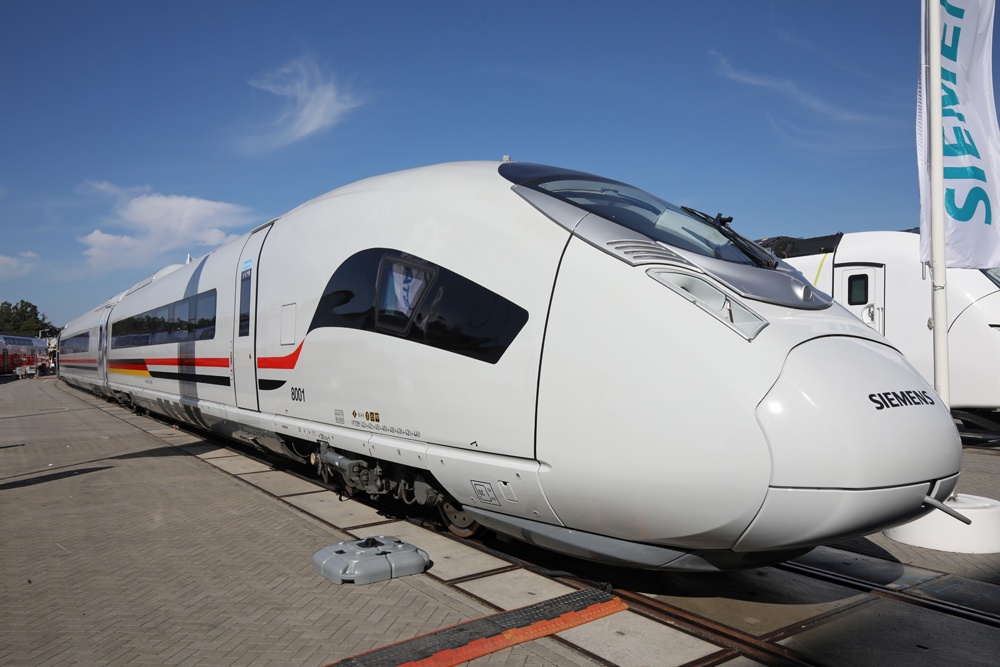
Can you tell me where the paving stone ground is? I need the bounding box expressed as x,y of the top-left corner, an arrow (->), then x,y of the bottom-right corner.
4,374 -> 999,667
0,377 -> 595,667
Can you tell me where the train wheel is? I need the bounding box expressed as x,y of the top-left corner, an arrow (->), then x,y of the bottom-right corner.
438,501 -> 483,538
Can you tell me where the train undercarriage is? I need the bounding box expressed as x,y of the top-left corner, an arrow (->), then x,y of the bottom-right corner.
104,384 -> 484,537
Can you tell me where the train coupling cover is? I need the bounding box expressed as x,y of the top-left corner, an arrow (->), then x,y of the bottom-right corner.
313,536 -> 432,585
923,495 -> 973,525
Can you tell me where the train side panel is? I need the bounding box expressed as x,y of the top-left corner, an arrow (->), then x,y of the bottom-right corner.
58,310 -> 106,392
535,237 -> 776,549
949,290 -> 1000,408
105,247 -> 241,421
253,164 -> 569,460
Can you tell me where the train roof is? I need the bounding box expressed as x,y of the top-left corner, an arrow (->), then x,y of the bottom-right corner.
759,229 -> 926,259
757,232 -> 844,259
0,333 -> 46,345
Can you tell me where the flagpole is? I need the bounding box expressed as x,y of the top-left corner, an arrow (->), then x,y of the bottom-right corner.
928,0 -> 950,409
890,0 -> 1000,555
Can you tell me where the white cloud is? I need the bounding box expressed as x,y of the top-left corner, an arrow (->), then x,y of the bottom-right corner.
78,182 -> 255,270
710,50 -> 875,124
0,252 -> 38,279
243,55 -> 362,151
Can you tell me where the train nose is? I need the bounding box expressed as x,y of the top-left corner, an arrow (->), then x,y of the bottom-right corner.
735,336 -> 962,552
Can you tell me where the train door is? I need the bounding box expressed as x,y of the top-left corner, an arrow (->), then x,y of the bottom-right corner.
97,309 -> 111,387
834,264 -> 885,335
2,348 -> 7,373
232,224 -> 273,411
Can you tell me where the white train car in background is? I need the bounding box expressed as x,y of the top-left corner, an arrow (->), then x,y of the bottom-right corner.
761,230 -> 1000,430
59,162 -> 963,571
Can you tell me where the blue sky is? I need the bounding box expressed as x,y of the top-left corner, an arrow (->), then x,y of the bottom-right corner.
1,1 -> 992,326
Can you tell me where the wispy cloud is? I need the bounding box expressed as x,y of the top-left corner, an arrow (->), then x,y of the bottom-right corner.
710,50 -> 876,124
77,182 -> 255,271
0,251 -> 39,280
772,25 -> 910,99
242,55 -> 362,152
775,28 -> 871,82
763,111 -> 911,153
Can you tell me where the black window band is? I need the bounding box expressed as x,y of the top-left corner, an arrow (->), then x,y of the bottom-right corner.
308,248 -> 528,365
111,289 -> 217,349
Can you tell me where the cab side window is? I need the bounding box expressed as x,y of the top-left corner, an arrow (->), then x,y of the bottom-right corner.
847,274 -> 869,305
309,248 -> 529,364
375,257 -> 435,335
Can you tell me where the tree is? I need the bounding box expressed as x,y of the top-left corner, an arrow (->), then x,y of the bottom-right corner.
0,300 -> 61,337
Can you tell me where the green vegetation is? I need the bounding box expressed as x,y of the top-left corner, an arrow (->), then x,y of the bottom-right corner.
0,300 -> 61,337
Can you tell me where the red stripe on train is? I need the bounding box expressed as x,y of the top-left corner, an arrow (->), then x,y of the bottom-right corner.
257,341 -> 304,370
145,357 -> 229,368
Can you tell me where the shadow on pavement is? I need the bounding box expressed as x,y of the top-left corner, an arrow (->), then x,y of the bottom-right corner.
0,466 -> 115,491
1,447 -> 185,484
109,446 -> 186,460
831,535 -> 903,562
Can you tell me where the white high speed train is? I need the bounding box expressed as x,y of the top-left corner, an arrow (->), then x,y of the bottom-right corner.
59,161 -> 962,571
761,229 -> 1000,432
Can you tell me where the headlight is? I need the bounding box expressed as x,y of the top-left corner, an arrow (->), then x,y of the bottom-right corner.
647,268 -> 768,340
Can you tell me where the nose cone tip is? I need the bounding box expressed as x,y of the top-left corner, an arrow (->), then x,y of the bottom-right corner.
733,473 -> 960,552
758,336 -> 960,490
739,336 -> 962,551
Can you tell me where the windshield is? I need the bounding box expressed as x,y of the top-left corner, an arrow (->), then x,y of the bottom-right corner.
501,161 -> 764,265
537,177 -> 757,265
982,268 -> 1000,289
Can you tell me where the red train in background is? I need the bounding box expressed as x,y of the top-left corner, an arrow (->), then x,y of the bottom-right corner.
1,333 -> 50,375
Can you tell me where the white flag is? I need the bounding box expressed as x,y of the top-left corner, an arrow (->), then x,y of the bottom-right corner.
919,0 -> 1000,268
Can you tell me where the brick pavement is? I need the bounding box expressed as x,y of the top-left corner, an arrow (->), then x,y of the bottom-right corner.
5,374 -> 998,667
0,378 -> 596,667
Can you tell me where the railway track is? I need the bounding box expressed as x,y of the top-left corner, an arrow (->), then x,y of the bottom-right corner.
84,390 -> 1000,667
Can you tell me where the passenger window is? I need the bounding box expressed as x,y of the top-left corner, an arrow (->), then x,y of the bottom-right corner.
172,298 -> 192,342
111,289 -> 216,348
60,333 -> 90,354
195,290 -> 217,340
847,274 -> 869,306
239,265 -> 252,337
151,306 -> 170,344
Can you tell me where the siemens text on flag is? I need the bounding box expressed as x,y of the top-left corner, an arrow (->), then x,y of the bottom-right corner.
918,0 -> 1000,268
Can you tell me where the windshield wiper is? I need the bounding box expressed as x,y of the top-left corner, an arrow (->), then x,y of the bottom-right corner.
681,206 -> 713,224
681,206 -> 777,269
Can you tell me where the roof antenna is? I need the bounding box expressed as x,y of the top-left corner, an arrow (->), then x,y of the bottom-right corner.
502,155 -> 511,162
186,253 -> 192,264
